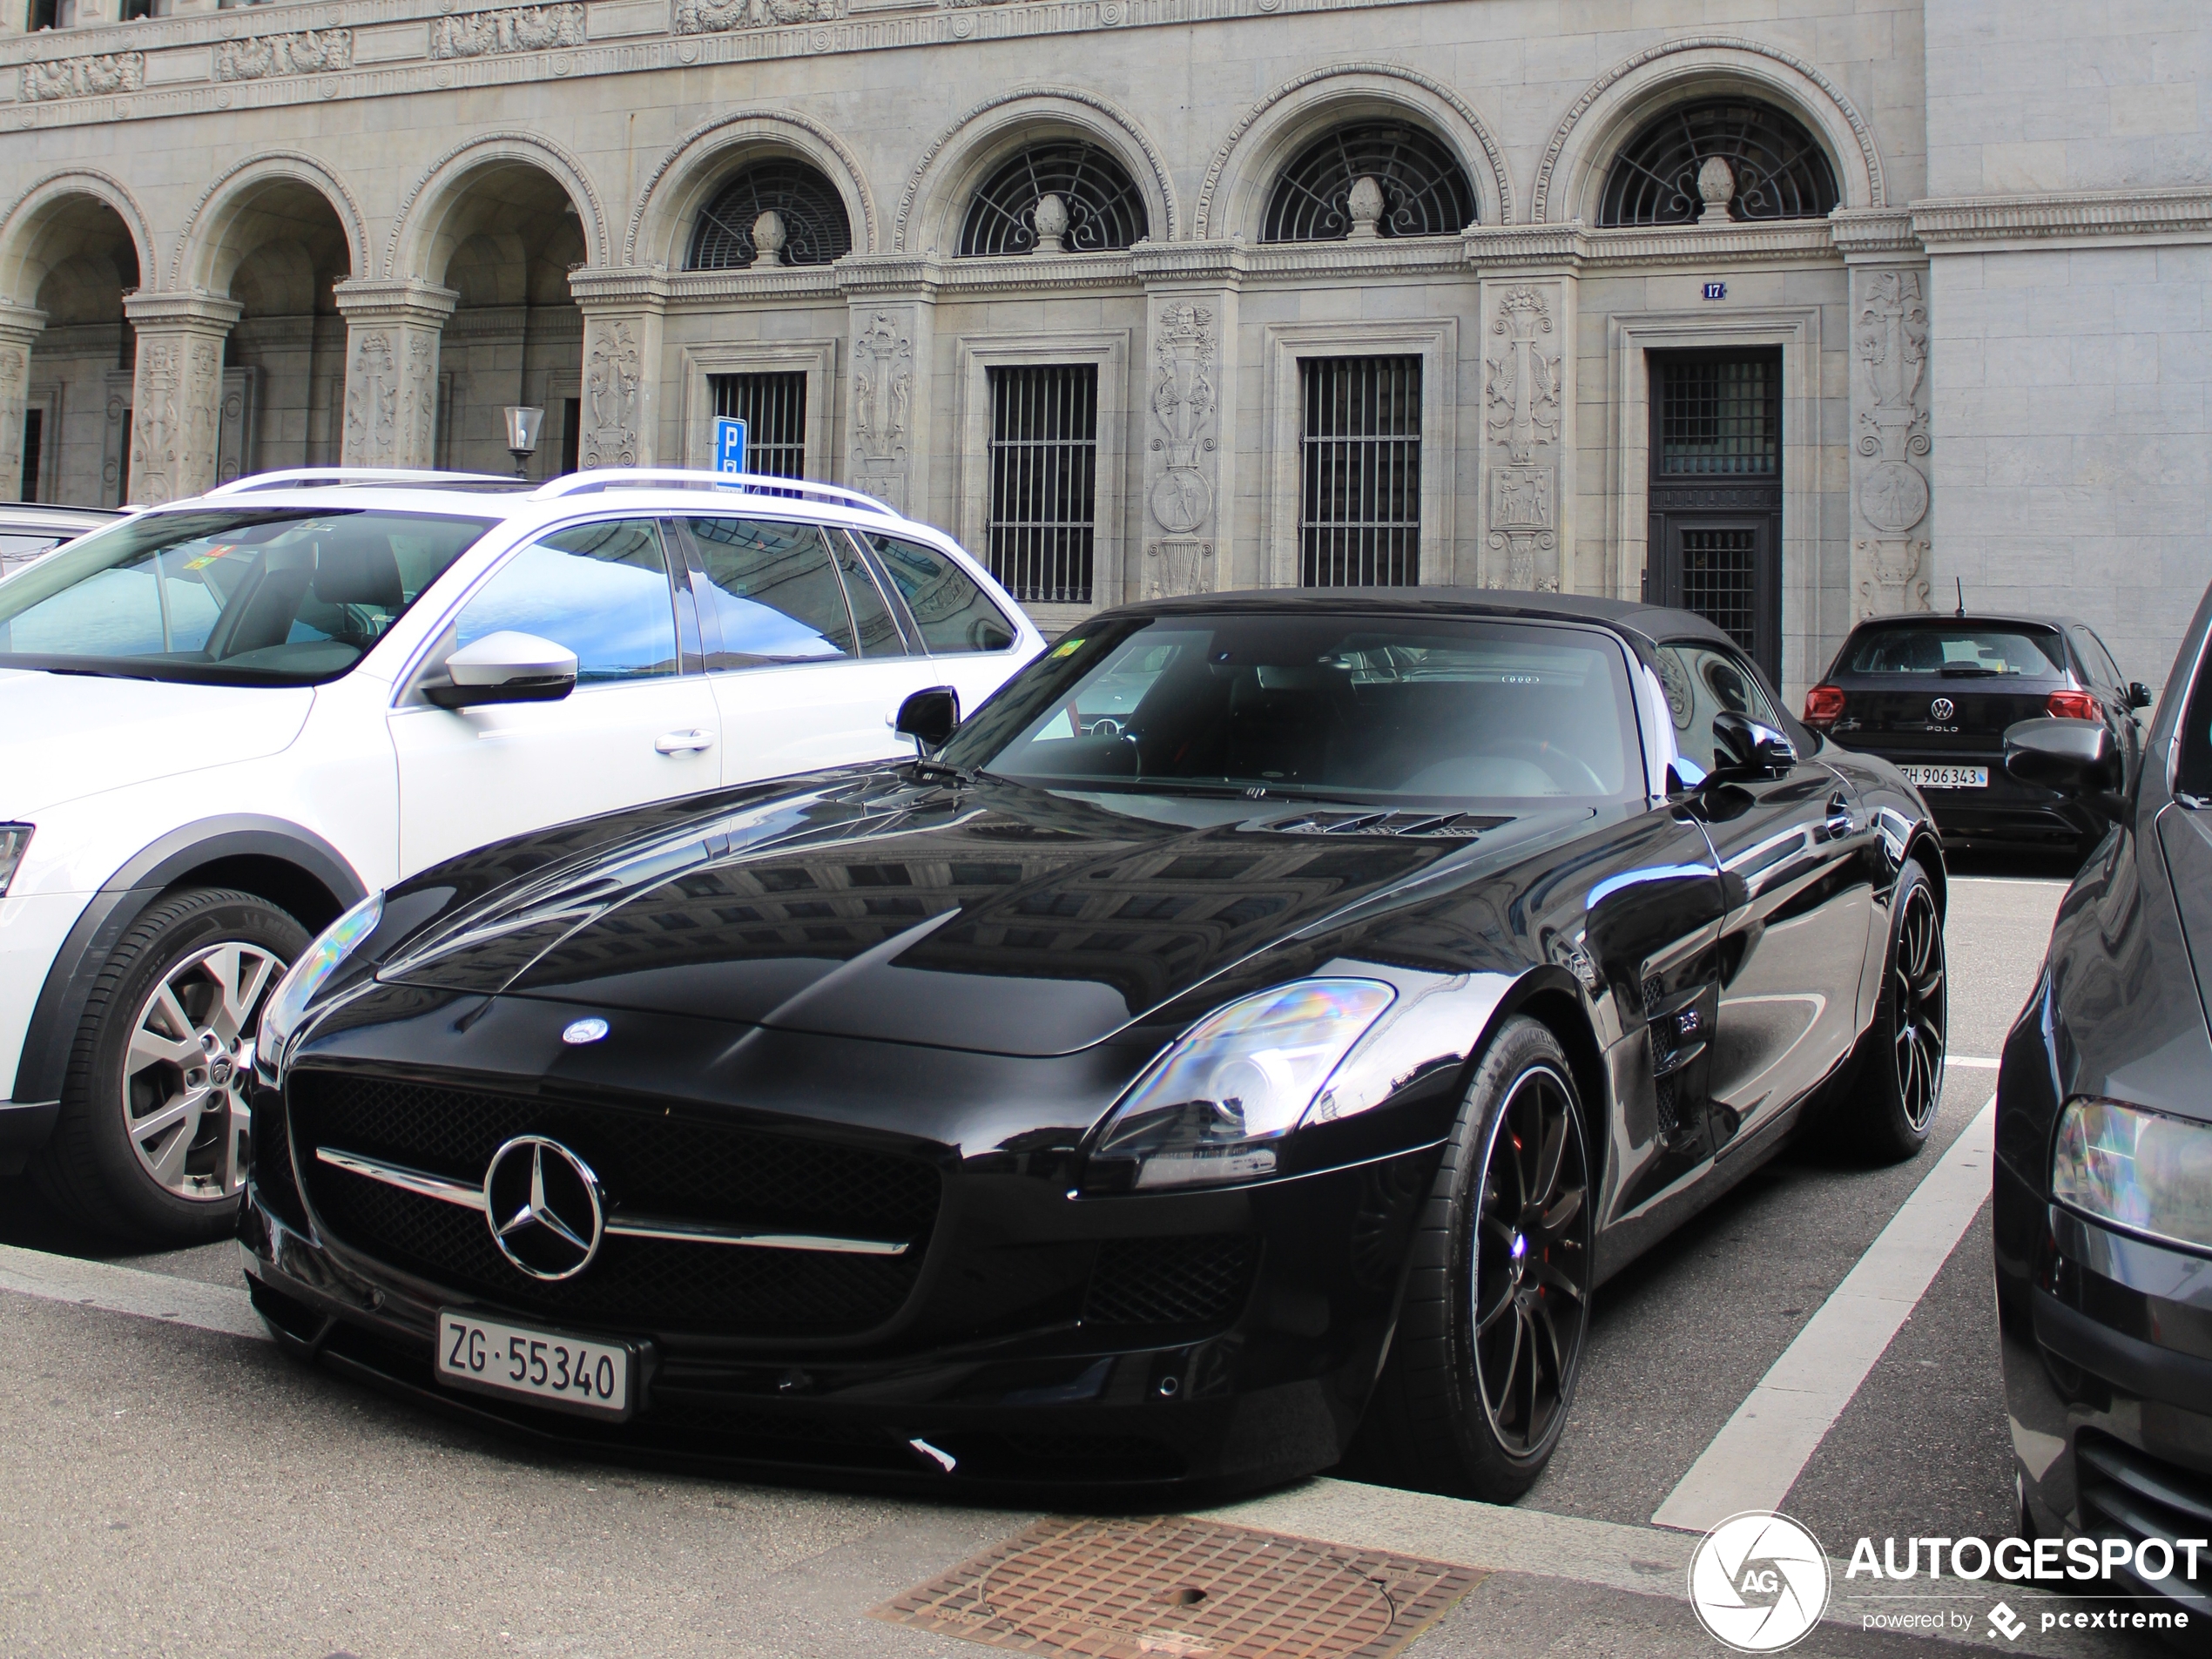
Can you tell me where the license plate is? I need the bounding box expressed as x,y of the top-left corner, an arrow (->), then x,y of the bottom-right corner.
436,1310 -> 637,1420
1900,764 -> 1989,789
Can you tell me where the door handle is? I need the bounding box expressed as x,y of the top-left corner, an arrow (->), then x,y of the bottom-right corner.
654,729 -> 715,754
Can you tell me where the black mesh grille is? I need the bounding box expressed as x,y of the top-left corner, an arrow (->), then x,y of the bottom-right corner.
2076,1437 -> 2212,1615
250,1085 -> 309,1234
1082,1236 -> 1258,1329
288,1069 -> 940,1336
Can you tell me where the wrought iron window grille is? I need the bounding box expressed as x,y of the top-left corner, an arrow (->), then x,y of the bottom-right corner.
986,363 -> 1100,604
1658,357 -> 1779,477
688,159 -> 854,270
709,372 -> 808,481
959,142 -> 1148,258
1298,355 -> 1421,588
1598,98 -> 1839,227
1263,122 -> 1478,243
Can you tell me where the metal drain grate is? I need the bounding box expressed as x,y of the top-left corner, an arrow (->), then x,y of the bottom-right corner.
869,1515 -> 1484,1658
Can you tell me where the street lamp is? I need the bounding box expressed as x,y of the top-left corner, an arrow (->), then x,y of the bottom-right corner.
502,405 -> 545,480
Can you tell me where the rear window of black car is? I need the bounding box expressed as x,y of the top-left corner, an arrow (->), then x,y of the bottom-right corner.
942,612 -> 1644,806
1841,622 -> 2065,678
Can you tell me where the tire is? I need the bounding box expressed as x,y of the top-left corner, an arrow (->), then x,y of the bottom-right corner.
1359,1016 -> 1595,1502
1831,857 -> 1946,1163
30,887 -> 307,1245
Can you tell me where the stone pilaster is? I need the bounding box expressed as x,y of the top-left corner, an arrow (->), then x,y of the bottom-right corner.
122,292 -> 240,505
1476,275 -> 1575,593
0,301 -> 46,497
333,278 -> 456,469
568,267 -> 669,470
1133,247 -> 1240,605
1834,212 -> 1933,621
838,259 -> 938,517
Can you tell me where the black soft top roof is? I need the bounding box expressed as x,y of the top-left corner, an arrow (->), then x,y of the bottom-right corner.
1091,586 -> 1737,654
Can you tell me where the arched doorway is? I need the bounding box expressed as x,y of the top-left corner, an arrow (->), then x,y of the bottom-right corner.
2,192 -> 142,505
197,177 -> 355,481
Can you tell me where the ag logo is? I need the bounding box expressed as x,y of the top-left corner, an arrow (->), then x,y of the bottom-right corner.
1929,697 -> 1956,724
1689,1511 -> 1831,1652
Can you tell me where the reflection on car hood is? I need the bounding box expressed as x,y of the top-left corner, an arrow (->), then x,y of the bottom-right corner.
381,775 -> 1590,1056
0,667 -> 314,816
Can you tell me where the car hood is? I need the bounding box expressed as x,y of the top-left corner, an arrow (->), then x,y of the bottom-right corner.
379,774 -> 1594,1057
0,668 -> 315,816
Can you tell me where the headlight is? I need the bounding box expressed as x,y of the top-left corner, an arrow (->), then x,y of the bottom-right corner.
258,893 -> 383,1073
2053,1097 -> 2212,1251
0,825 -> 31,895
1088,979 -> 1397,1192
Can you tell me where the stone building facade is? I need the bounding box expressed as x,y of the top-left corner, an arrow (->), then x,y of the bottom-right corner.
0,0 -> 2204,697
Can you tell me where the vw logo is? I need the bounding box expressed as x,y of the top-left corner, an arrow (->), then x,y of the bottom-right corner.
1928,697 -> 1955,723
482,1136 -> 605,1281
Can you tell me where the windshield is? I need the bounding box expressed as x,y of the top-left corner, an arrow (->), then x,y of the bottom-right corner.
1842,623 -> 2066,678
0,509 -> 492,685
941,613 -> 1645,805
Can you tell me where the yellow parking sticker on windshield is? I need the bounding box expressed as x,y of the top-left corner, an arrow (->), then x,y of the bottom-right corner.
1049,637 -> 1085,659
179,545 -> 236,570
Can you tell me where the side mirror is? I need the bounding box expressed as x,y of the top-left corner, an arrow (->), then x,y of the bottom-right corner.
424,631 -> 578,709
894,685 -> 961,755
1710,710 -> 1796,780
2005,718 -> 2121,802
2128,681 -> 2155,711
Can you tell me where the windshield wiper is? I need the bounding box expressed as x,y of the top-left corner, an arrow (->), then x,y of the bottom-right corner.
907,758 -> 981,787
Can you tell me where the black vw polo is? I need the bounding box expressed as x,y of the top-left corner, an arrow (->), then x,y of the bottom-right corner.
241,590 -> 1946,1496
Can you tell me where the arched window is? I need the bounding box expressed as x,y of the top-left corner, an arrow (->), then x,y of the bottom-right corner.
1261,121 -> 1477,242
686,159 -> 853,270
958,140 -> 1147,258
1598,98 -> 1839,226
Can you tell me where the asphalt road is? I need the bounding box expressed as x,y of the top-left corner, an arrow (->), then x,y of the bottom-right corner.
0,855 -> 2168,1658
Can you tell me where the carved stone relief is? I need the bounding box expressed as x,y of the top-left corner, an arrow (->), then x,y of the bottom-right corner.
20,51 -> 145,101
1483,285 -> 1562,591
430,4 -> 585,58
0,347 -> 26,489
851,313 -> 911,467
1147,302 -> 1215,536
129,330 -> 227,504
213,30 -> 354,80
217,368 -> 258,487
345,331 -> 399,462
582,321 -> 642,469
674,0 -> 835,35
1851,267 -> 1933,619
1144,539 -> 1214,600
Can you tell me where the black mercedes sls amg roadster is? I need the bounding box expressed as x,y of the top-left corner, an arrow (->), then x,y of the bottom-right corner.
242,590 -> 1948,1498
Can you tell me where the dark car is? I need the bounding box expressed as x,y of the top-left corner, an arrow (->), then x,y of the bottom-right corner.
1801,613 -> 2152,859
1995,584 -> 2212,1630
241,590 -> 1947,1498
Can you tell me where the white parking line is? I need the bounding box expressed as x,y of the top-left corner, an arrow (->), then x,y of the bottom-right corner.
0,1242 -> 266,1341
1950,1055 -> 2000,1069
1650,1095 -> 1998,1534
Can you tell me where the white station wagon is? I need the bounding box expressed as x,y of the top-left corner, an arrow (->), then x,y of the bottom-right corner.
0,468 -> 1043,1244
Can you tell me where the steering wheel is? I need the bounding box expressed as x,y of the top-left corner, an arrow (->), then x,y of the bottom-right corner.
1490,737 -> 1610,795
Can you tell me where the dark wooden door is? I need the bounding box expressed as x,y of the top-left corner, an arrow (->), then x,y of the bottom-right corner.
1646,349 -> 1783,685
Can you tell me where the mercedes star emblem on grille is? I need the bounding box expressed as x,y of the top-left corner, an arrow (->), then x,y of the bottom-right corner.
1929,697 -> 1955,723
562,1017 -> 610,1045
483,1136 -> 606,1280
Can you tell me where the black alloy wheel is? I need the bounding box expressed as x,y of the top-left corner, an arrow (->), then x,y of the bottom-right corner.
1891,880 -> 1946,1136
1829,856 -> 1946,1163
1358,1016 -> 1594,1501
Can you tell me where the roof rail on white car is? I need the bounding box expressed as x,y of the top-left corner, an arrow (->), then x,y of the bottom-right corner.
206,468 -> 514,495
528,469 -> 898,516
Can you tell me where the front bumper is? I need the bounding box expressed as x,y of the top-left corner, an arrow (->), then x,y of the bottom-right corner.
0,889 -> 93,1151
1995,1141 -> 2212,1628
239,995 -> 1448,1493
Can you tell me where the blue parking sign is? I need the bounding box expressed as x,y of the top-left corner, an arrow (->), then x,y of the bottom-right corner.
713,416 -> 747,475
